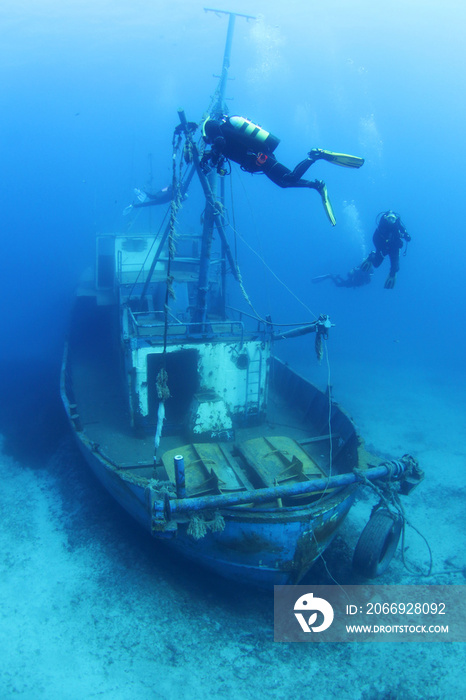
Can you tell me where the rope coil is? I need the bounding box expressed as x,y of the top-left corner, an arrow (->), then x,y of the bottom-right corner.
187,511 -> 226,540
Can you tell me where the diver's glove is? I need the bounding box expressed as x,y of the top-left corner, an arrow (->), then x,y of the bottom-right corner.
384,273 -> 397,289
360,257 -> 373,273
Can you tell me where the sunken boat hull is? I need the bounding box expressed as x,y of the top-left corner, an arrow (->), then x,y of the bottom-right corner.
61,283 -> 367,589
61,11 -> 421,589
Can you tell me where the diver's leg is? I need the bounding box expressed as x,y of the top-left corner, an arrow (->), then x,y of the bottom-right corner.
383,251 -> 400,289
263,160 -> 295,187
283,147 -> 365,183
361,249 -> 383,271
332,275 -> 347,287
371,250 -> 384,268
264,157 -> 320,189
388,250 -> 400,275
263,159 -> 335,224
283,157 -> 315,182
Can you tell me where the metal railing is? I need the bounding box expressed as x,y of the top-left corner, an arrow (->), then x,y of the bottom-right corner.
127,307 -> 247,343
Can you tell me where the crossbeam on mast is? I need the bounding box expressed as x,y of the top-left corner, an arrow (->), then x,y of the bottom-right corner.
203,8 -> 256,21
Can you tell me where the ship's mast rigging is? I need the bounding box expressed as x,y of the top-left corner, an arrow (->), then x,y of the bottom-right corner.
138,9 -> 255,329
193,9 -> 256,327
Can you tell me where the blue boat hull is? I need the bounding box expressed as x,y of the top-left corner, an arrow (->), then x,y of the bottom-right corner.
158,492 -> 357,588
61,318 -> 367,589
70,421 -> 357,588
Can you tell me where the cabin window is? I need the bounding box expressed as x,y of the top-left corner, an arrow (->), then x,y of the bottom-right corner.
121,237 -> 148,253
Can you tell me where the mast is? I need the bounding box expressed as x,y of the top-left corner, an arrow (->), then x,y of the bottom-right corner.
205,8 -> 256,113
139,10 -> 255,324
193,8 -> 256,326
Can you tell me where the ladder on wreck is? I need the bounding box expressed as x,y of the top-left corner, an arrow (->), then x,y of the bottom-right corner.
244,351 -> 263,420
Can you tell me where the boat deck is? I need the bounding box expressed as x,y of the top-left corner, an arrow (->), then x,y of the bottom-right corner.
64,296 -> 365,496
71,353 -> 330,468
67,332 -> 337,482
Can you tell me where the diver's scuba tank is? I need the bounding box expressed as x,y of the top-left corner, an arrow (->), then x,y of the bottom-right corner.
224,116 -> 280,153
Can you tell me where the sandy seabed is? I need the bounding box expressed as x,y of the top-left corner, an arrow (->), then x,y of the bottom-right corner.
0,361 -> 465,699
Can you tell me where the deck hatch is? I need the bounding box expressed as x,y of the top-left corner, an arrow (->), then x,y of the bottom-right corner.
237,436 -> 325,488
162,443 -> 250,497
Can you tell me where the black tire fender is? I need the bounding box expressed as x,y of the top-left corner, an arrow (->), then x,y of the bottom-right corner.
353,509 -> 402,578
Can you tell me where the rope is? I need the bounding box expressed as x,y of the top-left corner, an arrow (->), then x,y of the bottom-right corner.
187,515 -> 207,539
231,167 -> 273,312
187,511 -> 226,539
229,220 -> 318,321
155,128 -> 185,462
313,530 -> 352,598
317,459 -> 433,585
325,342 -> 333,478
308,340 -> 334,507
354,469 -> 433,577
224,166 -> 318,321
147,478 -> 176,498
127,207 -> 170,302
229,175 -> 238,264
156,369 -> 170,401
236,267 -> 268,323
162,131 -> 183,355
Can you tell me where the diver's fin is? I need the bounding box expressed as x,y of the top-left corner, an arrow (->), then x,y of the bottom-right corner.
134,187 -> 149,203
123,204 -> 134,216
313,149 -> 365,169
360,257 -> 373,272
312,274 -> 332,283
384,273 -> 397,289
319,183 -> 336,226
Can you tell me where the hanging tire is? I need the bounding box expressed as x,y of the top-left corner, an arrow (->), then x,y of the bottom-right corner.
353,509 -> 402,578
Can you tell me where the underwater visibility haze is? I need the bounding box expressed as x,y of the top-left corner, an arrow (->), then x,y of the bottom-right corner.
0,1 -> 465,698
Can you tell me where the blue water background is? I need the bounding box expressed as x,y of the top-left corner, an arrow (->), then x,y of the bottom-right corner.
1,0 -> 464,373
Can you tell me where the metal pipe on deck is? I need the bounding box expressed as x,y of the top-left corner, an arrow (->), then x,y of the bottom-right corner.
174,455 -> 186,499
154,457 -> 416,518
272,324 -> 318,341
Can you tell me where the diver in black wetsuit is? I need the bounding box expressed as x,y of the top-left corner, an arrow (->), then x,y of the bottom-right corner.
360,211 -> 411,289
201,115 -> 365,226
134,186 -> 173,207
312,266 -> 372,288
122,185 -> 174,216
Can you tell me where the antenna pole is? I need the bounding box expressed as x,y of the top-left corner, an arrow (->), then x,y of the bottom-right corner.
204,8 -> 256,115
216,12 -> 235,114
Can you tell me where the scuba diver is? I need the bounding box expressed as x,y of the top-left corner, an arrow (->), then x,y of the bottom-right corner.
123,186 -> 173,216
123,184 -> 190,216
201,115 -> 365,226
312,265 -> 372,288
360,211 -> 411,289
133,185 -> 173,206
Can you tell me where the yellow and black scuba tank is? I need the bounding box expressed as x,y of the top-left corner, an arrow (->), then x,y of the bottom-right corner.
223,116 -> 280,153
